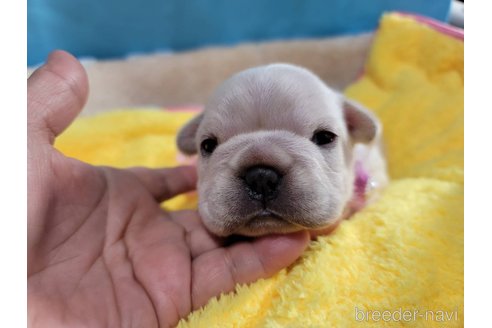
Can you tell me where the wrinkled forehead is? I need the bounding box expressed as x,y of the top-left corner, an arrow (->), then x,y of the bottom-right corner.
199,66 -> 346,141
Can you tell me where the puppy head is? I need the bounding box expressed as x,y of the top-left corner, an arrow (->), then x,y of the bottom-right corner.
178,64 -> 378,236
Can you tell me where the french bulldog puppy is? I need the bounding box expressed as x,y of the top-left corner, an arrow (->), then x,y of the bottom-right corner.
177,64 -> 388,237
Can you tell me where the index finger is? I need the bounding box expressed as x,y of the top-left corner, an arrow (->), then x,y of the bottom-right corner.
129,165 -> 198,201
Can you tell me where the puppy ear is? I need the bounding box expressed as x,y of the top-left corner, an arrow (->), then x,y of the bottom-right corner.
177,113 -> 204,155
342,97 -> 379,143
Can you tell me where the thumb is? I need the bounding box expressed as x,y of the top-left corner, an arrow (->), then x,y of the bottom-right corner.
28,50 -> 89,144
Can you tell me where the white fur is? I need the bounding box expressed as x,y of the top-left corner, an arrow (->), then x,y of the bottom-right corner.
178,64 -> 388,236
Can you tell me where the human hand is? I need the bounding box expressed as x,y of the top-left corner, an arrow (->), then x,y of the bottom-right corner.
27,51 -> 309,327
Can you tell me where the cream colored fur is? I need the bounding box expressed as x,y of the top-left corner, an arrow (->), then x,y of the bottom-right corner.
178,64 -> 388,236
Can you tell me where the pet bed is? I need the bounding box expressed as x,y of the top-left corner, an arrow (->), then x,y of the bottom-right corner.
55,13 -> 464,327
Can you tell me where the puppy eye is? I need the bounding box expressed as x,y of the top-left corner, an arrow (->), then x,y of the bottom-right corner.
200,138 -> 218,155
312,130 -> 337,146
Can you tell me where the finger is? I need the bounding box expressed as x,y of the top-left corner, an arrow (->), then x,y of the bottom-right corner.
129,165 -> 197,201
191,230 -> 309,309
169,211 -> 224,258
27,50 -> 89,144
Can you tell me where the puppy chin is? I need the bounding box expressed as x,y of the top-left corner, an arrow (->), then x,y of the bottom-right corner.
203,210 -> 342,237
217,217 -> 340,237
235,217 -> 304,237
200,213 -> 300,237
206,217 -> 303,237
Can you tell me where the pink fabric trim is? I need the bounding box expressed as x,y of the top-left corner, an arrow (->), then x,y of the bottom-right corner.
396,12 -> 464,41
354,12 -> 463,82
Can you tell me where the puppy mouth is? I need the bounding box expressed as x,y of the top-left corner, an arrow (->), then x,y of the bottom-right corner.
240,209 -> 302,233
248,209 -> 283,221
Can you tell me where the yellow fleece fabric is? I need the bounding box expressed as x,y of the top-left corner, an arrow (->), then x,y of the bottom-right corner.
55,13 -> 464,327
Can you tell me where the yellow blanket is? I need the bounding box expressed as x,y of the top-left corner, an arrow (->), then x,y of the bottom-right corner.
56,13 -> 464,327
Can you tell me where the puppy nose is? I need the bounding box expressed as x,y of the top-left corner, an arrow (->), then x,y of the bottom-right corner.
243,165 -> 282,201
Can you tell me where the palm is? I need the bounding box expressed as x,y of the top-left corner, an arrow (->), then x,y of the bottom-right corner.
27,51 -> 309,327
